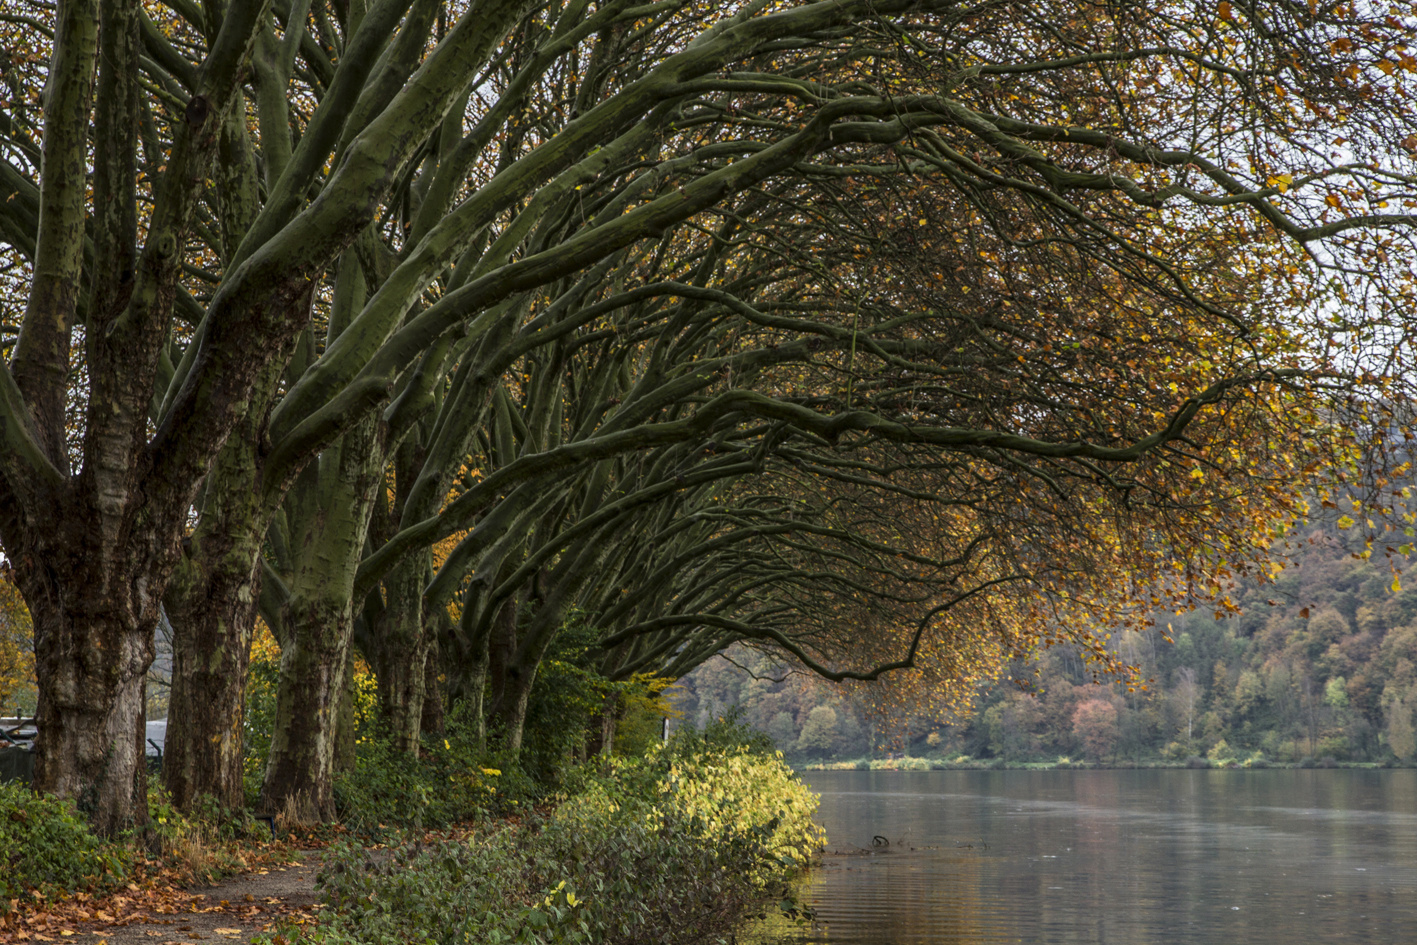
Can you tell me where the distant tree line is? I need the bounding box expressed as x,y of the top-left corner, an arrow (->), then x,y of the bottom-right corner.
678,521 -> 1417,765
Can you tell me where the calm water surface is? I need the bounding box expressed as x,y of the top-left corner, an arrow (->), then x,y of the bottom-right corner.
748,770 -> 1417,944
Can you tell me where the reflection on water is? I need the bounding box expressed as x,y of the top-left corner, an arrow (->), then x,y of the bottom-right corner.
747,770 -> 1417,944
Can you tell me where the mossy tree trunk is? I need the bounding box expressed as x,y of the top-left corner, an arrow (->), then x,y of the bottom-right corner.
370,551 -> 435,753
260,416 -> 385,821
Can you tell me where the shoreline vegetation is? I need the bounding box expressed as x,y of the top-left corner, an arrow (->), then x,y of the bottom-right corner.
262,726 -> 824,945
2,720 -> 823,945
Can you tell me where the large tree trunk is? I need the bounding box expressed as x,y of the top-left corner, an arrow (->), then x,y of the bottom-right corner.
489,545 -> 607,755
443,609 -> 489,751
159,93 -> 276,813
335,651 -> 357,775
163,553 -> 260,813
260,418 -> 385,821
489,662 -> 537,755
370,551 -> 434,753
420,638 -> 445,737
259,602 -> 352,822
25,568 -> 153,836
162,412 -> 271,812
487,595 -> 543,755
486,594 -> 519,733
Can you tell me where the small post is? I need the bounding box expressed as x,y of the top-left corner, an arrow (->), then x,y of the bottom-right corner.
661,717 -> 670,743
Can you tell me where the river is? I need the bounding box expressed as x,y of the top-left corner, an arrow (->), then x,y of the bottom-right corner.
747,769 -> 1417,944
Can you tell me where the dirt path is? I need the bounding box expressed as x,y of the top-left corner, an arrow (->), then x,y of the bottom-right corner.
51,855 -> 324,945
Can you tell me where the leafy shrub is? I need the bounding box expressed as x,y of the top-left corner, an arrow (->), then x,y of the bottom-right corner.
670,709 -> 776,758
519,615 -> 678,786
288,730 -> 822,945
1185,756 -> 1210,769
1315,736 -> 1350,761
333,724 -> 501,837
1206,739 -> 1234,764
0,782 -> 129,906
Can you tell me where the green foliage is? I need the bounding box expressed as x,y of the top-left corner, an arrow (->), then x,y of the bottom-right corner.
0,783 -> 130,906
282,732 -> 820,945
242,630 -> 281,808
333,719 -> 500,837
519,612 -> 681,782
610,673 -> 678,759
796,706 -> 838,758
517,614 -> 615,786
142,786 -> 267,883
1388,698 -> 1416,760
668,708 -> 777,758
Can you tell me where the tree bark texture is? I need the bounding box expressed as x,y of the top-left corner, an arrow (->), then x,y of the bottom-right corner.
260,417 -> 384,820
370,551 -> 434,753
162,338 -> 288,812
258,611 -> 350,822
419,637 -> 445,737
22,561 -> 152,835
162,509 -> 263,812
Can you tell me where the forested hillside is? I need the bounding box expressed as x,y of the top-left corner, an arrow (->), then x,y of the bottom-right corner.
673,523 -> 1417,765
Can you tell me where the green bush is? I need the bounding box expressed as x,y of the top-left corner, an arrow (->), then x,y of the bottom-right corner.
288,728 -> 822,945
518,616 -> 680,786
0,782 -> 129,906
333,724 -> 502,837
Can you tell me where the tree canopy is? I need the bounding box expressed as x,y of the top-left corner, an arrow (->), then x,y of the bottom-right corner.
2,0 -> 1416,830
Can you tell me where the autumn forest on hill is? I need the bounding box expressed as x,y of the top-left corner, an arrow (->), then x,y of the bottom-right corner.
675,519 -> 1417,767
